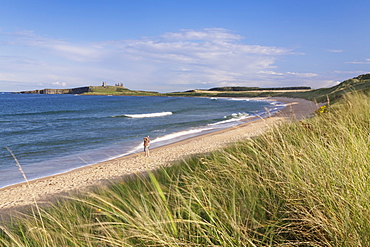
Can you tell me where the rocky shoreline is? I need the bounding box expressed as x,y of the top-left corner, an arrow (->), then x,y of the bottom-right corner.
15,86 -> 91,94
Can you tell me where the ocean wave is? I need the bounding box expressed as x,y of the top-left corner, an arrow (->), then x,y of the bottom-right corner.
147,113 -> 254,147
124,128 -> 215,155
228,98 -> 252,101
151,128 -> 212,144
230,112 -> 250,119
113,112 -> 173,118
208,112 -> 252,126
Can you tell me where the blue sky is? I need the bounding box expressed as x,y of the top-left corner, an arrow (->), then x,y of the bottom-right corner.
1,0 -> 369,92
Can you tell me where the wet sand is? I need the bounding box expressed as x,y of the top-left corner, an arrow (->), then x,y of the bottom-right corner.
0,97 -> 322,212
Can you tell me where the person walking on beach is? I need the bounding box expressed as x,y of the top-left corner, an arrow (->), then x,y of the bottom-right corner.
143,136 -> 150,157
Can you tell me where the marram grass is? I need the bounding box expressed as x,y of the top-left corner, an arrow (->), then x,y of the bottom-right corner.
1,92 -> 369,246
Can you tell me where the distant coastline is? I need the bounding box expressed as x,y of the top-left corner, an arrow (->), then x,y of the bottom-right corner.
12,73 -> 370,103
14,85 -> 312,95
14,86 -> 91,94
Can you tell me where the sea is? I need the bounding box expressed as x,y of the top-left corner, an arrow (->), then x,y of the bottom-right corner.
0,93 -> 285,189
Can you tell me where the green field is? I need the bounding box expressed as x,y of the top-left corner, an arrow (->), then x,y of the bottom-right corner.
85,86 -> 160,96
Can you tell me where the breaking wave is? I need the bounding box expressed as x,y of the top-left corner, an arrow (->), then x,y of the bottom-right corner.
113,112 -> 173,118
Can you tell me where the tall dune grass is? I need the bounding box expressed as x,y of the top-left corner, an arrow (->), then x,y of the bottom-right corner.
1,92 -> 369,246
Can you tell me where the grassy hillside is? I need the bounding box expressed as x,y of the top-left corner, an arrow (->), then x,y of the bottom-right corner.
279,73 -> 370,102
85,86 -> 160,96
1,90 -> 369,246
166,73 -> 370,102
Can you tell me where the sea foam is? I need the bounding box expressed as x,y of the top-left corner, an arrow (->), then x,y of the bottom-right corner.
115,112 -> 173,118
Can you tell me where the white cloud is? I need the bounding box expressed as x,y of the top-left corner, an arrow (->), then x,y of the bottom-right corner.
161,28 -> 243,42
89,28 -> 293,89
258,71 -> 284,76
331,70 -> 368,74
327,49 -> 344,53
346,58 -> 370,64
287,72 -> 318,77
1,28 -> 308,92
48,44 -> 102,62
7,30 -> 102,62
52,81 -> 67,87
106,29 -> 290,67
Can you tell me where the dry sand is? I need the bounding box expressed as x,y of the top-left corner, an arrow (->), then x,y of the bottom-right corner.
0,97 -> 322,213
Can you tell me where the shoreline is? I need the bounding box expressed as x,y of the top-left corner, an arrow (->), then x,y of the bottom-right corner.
0,97 -> 322,212
0,96 -> 282,190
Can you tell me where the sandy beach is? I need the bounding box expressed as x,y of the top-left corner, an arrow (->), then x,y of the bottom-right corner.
0,97 -> 322,213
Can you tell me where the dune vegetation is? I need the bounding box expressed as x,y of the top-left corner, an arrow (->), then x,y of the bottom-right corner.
0,86 -> 369,246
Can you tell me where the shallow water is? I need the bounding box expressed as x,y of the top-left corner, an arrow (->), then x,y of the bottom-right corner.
0,93 -> 284,188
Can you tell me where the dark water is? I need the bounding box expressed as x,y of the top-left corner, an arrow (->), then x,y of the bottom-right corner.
0,93 -> 284,188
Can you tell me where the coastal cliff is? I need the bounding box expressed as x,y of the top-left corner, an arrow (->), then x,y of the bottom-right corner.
17,87 -> 91,94
15,85 -> 160,96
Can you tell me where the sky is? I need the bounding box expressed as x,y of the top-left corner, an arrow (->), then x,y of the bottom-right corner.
1,0 -> 369,93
